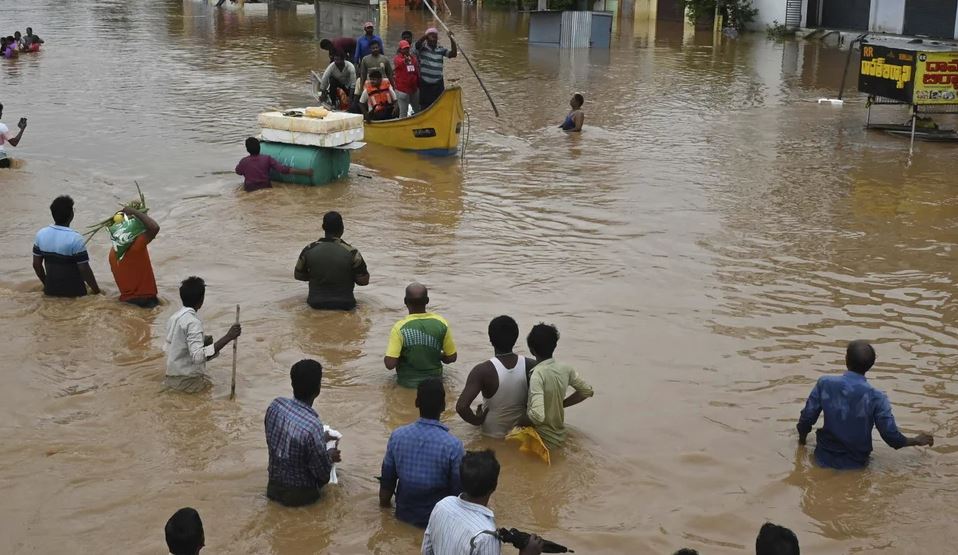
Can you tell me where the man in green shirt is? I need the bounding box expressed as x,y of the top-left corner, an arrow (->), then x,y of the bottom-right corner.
521,323 -> 594,449
384,283 -> 457,388
294,211 -> 369,310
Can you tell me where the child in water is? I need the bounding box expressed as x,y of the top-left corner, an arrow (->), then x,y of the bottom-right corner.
559,93 -> 584,132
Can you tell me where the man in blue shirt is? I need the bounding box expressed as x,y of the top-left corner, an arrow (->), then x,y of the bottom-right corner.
265,359 -> 342,506
797,340 -> 933,469
32,195 -> 100,297
379,378 -> 464,527
353,21 -> 384,65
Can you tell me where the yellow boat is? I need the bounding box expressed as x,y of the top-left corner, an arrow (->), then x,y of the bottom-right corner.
364,86 -> 464,156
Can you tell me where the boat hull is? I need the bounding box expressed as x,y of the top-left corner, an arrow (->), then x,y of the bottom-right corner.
363,87 -> 464,156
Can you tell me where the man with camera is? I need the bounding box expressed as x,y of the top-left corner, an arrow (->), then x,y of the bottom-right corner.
422,450 -> 543,555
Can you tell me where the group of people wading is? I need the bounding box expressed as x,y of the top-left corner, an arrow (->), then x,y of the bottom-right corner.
318,23 -> 457,121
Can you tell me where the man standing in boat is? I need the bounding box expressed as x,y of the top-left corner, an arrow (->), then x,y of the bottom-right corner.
415,27 -> 457,110
393,40 -> 421,117
353,22 -> 384,65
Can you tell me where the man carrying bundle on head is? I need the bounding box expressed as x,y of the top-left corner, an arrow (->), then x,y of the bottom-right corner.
108,203 -> 160,308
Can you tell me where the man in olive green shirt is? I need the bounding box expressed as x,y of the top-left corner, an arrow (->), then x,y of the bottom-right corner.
521,323 -> 594,449
294,211 -> 369,310
384,283 -> 457,388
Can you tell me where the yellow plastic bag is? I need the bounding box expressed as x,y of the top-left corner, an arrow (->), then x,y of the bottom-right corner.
304,106 -> 330,119
505,426 -> 551,465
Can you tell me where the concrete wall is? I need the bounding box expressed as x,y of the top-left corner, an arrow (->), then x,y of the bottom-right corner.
749,0 -> 787,28
870,0 -> 904,34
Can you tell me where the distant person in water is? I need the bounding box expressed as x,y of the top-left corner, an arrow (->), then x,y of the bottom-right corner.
797,340 -> 933,469
24,27 -> 44,49
165,507 -> 204,555
235,137 -> 312,192
0,103 -> 28,168
559,93 -> 584,132
755,522 -> 799,555
2,37 -> 18,59
164,276 -> 241,393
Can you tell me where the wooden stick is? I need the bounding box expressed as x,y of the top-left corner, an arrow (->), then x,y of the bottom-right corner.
229,304 -> 240,400
422,0 -> 500,118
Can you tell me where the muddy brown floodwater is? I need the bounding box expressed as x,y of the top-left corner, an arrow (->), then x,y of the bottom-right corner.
1,1 -> 957,553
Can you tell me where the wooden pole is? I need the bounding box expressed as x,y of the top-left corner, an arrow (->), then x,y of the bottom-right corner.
422,0 -> 500,117
229,304 -> 240,400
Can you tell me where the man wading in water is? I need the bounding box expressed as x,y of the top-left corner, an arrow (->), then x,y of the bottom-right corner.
456,315 -> 536,438
384,283 -> 458,387
797,340 -> 933,469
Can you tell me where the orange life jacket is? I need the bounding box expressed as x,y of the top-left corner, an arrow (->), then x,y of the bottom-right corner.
365,78 -> 394,113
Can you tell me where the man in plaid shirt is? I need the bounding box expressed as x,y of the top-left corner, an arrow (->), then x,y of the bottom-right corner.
265,359 -> 342,506
379,378 -> 464,527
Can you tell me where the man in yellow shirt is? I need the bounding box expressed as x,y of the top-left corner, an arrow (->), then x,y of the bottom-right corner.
384,283 -> 457,387
521,323 -> 593,449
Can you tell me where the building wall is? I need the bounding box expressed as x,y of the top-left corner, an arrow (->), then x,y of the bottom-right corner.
870,0 -> 904,34
749,0 -> 787,28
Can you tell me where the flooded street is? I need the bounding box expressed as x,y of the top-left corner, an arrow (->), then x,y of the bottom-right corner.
2,1 -> 958,553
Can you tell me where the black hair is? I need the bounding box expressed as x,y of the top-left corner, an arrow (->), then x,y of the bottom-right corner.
845,340 -> 876,374
245,137 -> 260,156
291,359 -> 323,401
26,27 -> 32,34
179,276 -> 206,309
573,93 -> 584,106
14,31 -> 21,38
461,449 -> 500,498
755,522 -> 799,555
416,378 -> 445,418
369,69 -> 382,79
674,550 -> 699,555
488,315 -> 519,352
401,30 -> 413,38
322,211 -> 344,236
319,38 -> 332,49
165,507 -> 204,555
333,50 -> 345,60
50,195 -> 75,226
527,323 -> 560,359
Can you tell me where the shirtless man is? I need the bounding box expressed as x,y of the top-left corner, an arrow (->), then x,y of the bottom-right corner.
456,315 -> 536,438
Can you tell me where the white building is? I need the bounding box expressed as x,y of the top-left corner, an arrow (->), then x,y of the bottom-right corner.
752,0 -> 958,39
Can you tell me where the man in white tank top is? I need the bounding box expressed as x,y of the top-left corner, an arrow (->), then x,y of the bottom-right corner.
456,316 -> 537,438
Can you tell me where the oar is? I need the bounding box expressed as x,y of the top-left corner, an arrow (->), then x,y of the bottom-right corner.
422,0 -> 500,117
229,304 -> 240,400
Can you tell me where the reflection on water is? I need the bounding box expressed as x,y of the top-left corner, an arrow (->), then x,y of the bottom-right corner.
1,0 -> 957,553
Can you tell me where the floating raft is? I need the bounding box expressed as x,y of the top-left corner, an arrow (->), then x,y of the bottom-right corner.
257,108 -> 364,186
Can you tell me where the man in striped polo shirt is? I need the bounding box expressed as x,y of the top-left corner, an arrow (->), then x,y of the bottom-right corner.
415,27 -> 457,110
422,450 -> 543,555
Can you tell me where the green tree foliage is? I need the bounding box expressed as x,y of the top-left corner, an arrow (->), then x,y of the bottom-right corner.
680,0 -> 757,31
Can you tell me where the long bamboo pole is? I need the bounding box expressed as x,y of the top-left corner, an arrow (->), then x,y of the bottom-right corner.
422,0 -> 500,117
229,305 -> 240,400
